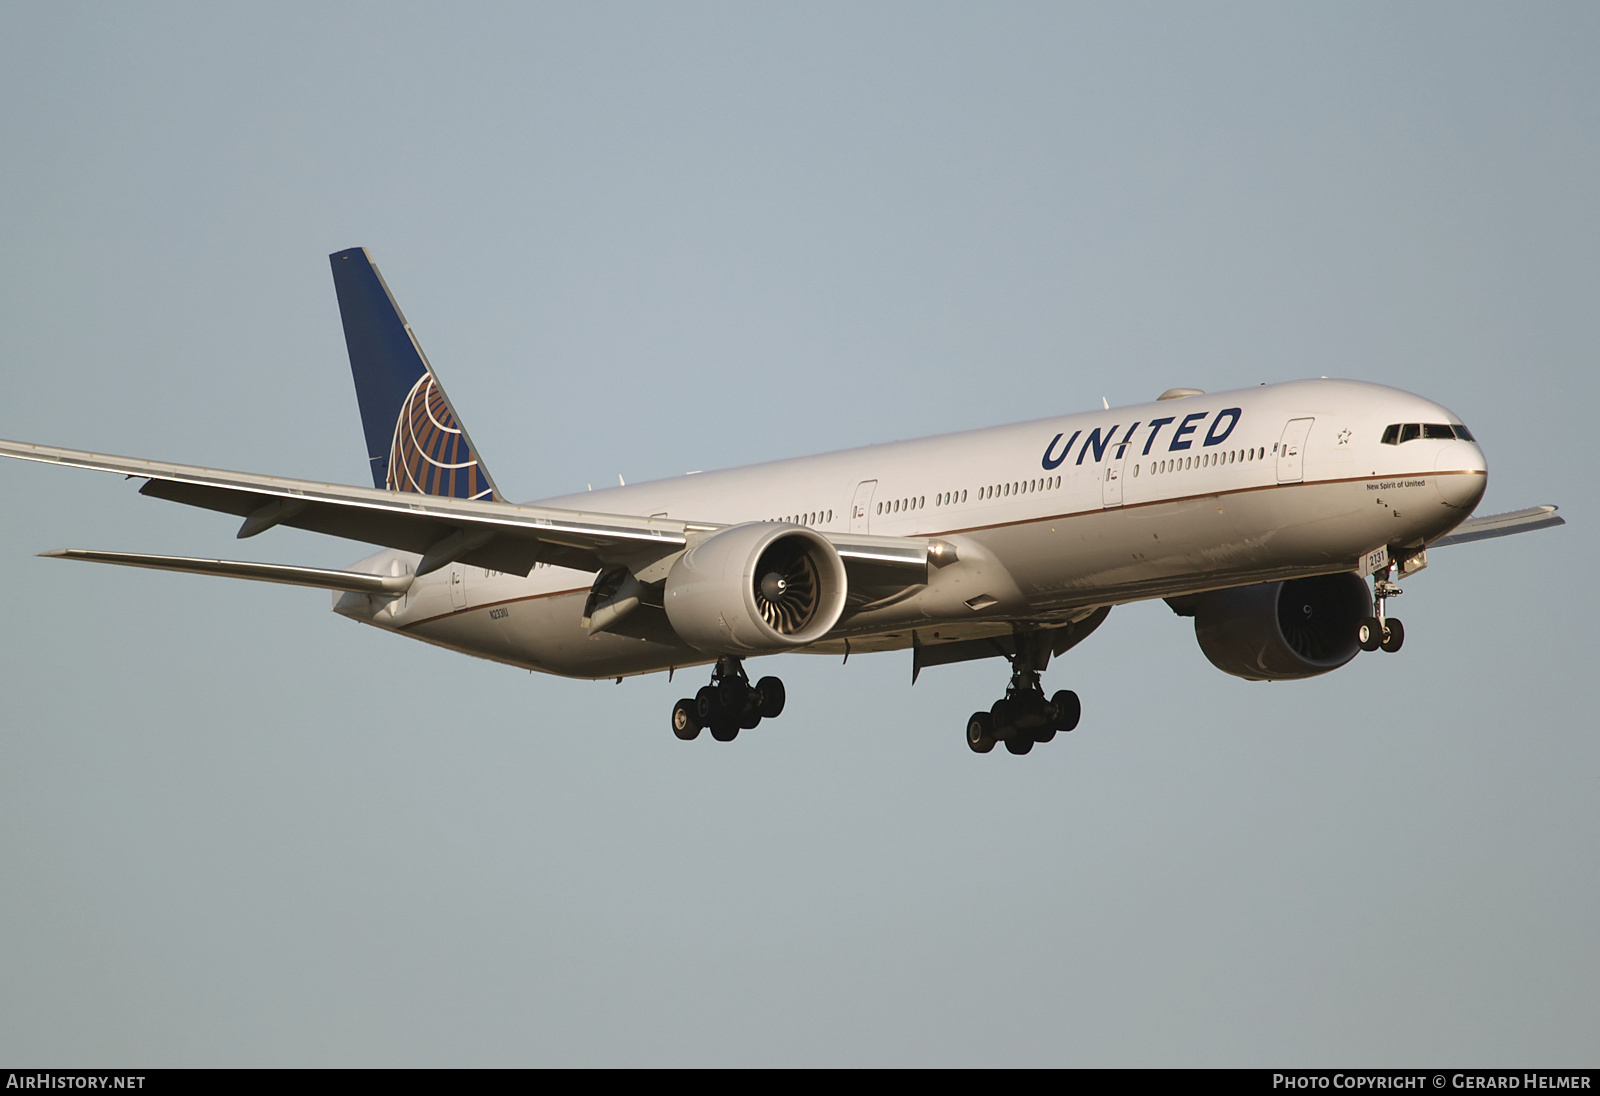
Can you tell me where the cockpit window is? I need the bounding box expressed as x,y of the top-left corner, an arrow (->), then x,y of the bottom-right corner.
1381,422 -> 1476,445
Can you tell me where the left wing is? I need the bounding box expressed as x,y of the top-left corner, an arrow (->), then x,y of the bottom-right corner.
0,438 -> 937,585
0,437 -> 683,577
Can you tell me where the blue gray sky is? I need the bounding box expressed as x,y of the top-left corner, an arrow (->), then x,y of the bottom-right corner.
1,2 -> 1594,1066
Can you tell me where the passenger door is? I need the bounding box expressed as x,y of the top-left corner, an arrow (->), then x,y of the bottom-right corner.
850,480 -> 878,534
1277,418 -> 1314,484
1102,430 -> 1136,508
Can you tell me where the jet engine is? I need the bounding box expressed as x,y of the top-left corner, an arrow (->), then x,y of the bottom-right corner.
1172,573 -> 1372,681
664,523 -> 848,654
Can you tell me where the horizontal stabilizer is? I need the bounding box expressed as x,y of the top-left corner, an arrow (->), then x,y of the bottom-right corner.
1432,505 -> 1564,547
41,549 -> 413,594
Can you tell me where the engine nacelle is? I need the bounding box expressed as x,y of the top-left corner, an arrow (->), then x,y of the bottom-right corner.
664,523 -> 848,654
1176,573 -> 1371,681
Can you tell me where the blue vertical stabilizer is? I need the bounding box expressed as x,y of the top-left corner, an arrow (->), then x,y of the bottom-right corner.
329,247 -> 500,501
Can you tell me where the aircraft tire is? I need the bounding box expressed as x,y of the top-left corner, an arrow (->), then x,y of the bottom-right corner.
1050,689 -> 1081,733
1003,733 -> 1034,755
755,676 -> 786,719
709,718 -> 739,742
671,698 -> 702,740
1381,618 -> 1405,653
990,698 -> 1017,741
1358,618 -> 1383,652
966,711 -> 996,754
695,685 -> 719,722
738,708 -> 762,730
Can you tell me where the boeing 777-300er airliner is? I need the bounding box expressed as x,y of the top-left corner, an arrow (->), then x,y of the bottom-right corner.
0,249 -> 1566,754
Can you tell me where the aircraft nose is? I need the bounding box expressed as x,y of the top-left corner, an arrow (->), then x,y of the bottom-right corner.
1434,441 -> 1487,512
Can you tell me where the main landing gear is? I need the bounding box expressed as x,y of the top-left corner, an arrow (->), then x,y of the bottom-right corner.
670,656 -> 786,742
1357,562 -> 1406,655
965,627 -> 1080,756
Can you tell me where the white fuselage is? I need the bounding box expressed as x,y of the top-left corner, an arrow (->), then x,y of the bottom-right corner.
336,379 -> 1487,678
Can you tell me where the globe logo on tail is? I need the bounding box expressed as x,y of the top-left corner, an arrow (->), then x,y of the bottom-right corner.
388,373 -> 493,500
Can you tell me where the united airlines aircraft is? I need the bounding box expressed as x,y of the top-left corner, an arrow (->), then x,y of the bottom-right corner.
0,249 -> 1565,755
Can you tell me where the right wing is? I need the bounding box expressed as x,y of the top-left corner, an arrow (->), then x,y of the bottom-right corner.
1431,505 -> 1565,547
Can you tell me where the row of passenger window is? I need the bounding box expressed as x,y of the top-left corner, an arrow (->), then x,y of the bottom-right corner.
768,423 -> 1467,531
1381,422 -> 1475,444
769,509 -> 834,526
974,475 -> 1061,502
1139,446 -> 1265,476
880,451 -> 1265,520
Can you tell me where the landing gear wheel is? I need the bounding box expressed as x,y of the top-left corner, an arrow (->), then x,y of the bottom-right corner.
1381,617 -> 1405,653
691,656 -> 780,740
1004,734 -> 1034,755
990,698 -> 1017,741
695,685 -> 718,722
1049,689 -> 1081,733
755,676 -> 786,719
1358,617 -> 1383,652
671,698 -> 701,740
966,711 -> 996,753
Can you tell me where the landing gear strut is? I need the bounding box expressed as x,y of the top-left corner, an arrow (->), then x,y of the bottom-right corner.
1358,561 -> 1406,654
965,626 -> 1080,756
670,656 -> 785,742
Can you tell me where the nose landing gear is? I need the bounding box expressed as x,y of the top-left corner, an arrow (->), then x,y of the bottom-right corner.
670,656 -> 785,742
965,626 -> 1080,756
1358,562 -> 1406,654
